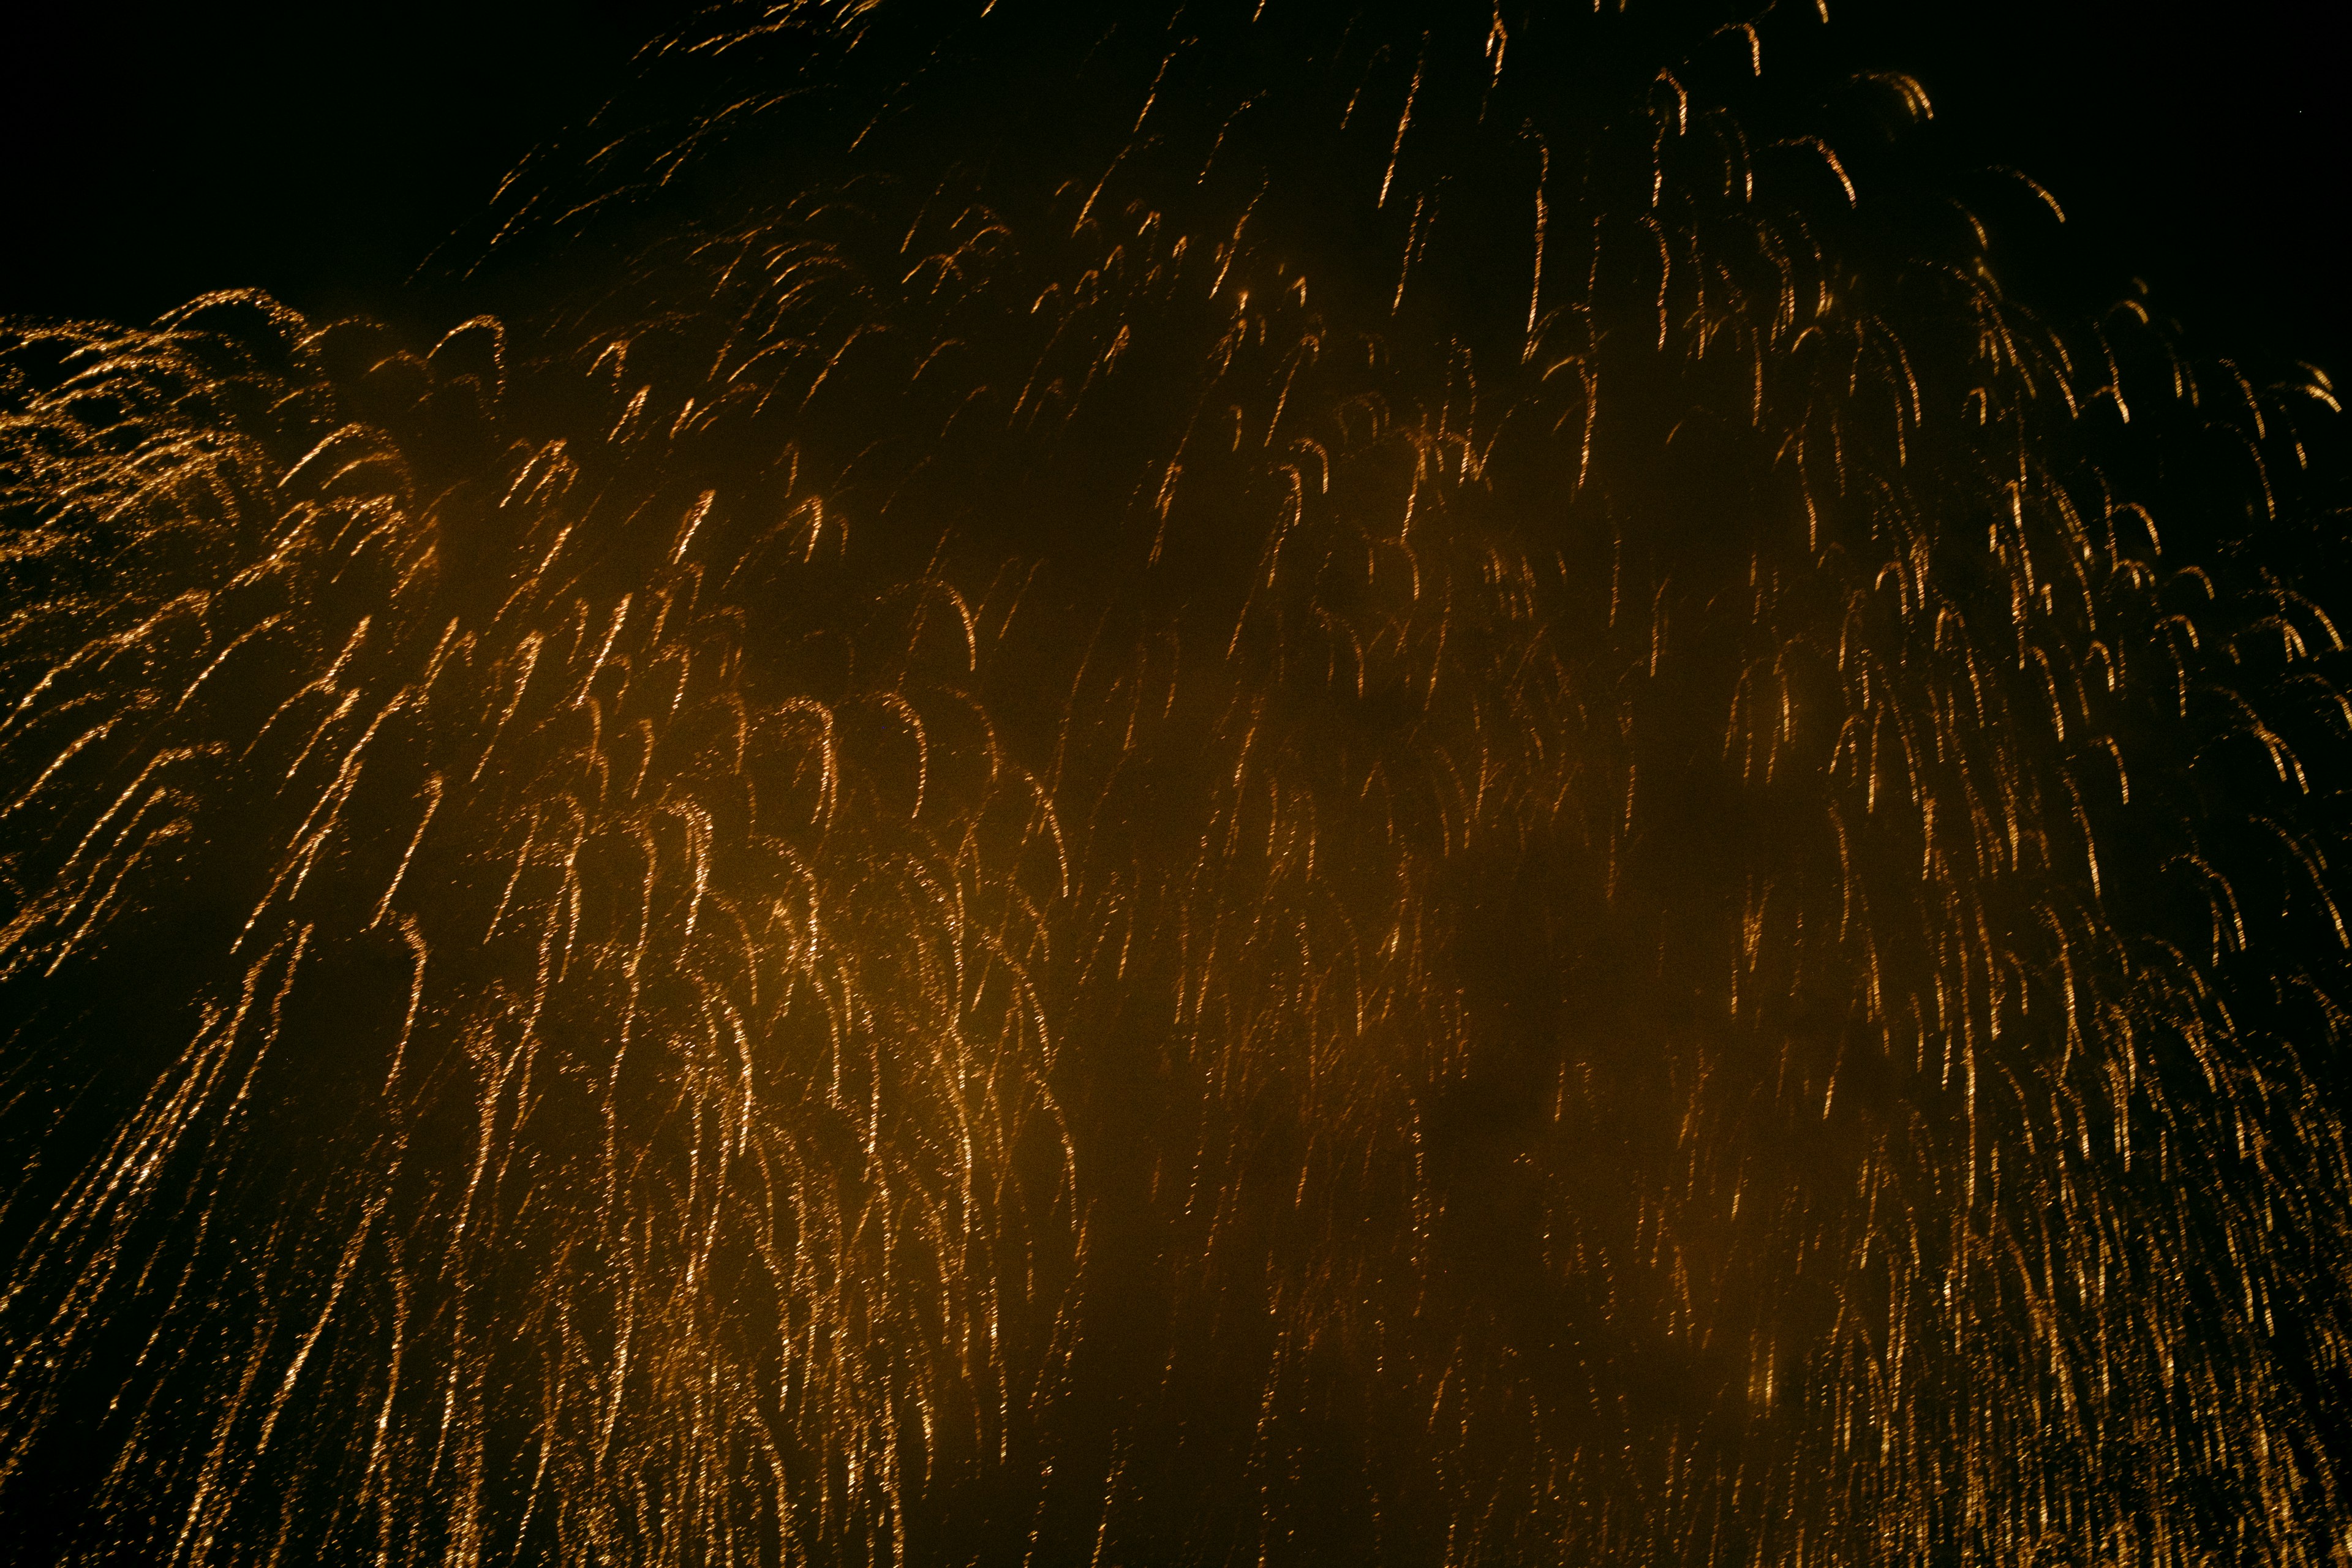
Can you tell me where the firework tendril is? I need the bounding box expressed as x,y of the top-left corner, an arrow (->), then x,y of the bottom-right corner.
3,2 -> 2348,1564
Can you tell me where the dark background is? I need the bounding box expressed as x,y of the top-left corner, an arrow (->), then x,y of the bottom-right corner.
2,2 -> 2344,375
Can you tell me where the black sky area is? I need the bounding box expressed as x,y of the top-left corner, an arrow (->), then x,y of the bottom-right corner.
2,2 -> 2345,380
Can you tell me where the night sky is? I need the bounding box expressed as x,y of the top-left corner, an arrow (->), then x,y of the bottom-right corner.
5,2 -> 2345,374
4,4 -> 2351,1562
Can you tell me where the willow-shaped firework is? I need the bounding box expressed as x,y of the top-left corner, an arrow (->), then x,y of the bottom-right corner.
3,2 -> 2348,1564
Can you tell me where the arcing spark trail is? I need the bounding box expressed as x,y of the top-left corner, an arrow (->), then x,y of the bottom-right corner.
4,2 -> 2350,1563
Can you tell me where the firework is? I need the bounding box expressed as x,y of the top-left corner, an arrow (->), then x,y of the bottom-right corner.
4,2 -> 2348,1564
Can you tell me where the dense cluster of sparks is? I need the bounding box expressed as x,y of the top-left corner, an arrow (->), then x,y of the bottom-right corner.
4,1 -> 2350,1563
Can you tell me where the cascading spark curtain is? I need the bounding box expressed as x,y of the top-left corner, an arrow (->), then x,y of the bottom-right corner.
3,2 -> 2349,1564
